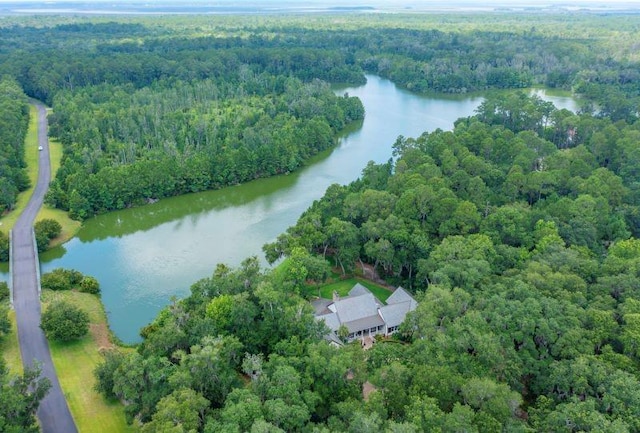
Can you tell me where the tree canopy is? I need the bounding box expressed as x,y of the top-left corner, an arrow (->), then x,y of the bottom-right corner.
1,10 -> 639,433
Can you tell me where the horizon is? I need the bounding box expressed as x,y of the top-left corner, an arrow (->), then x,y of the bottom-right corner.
1,0 -> 640,10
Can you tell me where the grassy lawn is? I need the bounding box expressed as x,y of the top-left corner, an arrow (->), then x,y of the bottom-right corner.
36,128 -> 81,247
36,206 -> 81,248
0,309 -> 23,375
37,121 -> 81,246
42,290 -> 136,433
306,277 -> 393,303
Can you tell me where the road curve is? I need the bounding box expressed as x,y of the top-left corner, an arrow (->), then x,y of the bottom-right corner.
12,102 -> 78,433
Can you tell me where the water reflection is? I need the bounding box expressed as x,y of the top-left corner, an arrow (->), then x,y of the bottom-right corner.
28,76 -> 575,342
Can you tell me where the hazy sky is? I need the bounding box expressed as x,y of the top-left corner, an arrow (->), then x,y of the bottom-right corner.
0,0 -> 638,3
1,0 -> 640,12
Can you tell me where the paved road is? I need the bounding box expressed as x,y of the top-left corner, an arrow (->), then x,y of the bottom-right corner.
12,102 -> 78,433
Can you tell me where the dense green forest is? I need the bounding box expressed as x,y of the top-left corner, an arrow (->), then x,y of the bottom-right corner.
0,77 -> 30,214
45,77 -> 363,218
1,14 -> 639,218
88,90 -> 640,432
1,11 -> 640,432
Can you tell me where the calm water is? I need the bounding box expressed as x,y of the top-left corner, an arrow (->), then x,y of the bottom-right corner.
3,76 -> 578,343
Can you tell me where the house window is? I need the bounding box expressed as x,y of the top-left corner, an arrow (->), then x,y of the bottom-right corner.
370,327 -> 377,333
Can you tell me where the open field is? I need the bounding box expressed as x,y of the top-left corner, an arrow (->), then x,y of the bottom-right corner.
42,290 -> 135,433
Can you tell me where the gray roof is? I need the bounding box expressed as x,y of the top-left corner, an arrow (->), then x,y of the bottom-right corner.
314,284 -> 418,340
326,332 -> 343,346
334,293 -> 380,324
386,287 -> 417,308
380,301 -> 415,328
311,298 -> 333,315
317,312 -> 341,332
343,315 -> 386,334
348,283 -> 372,297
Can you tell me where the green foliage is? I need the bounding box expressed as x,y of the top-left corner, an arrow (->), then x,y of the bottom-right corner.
140,388 -> 209,433
0,281 -> 9,303
0,231 -> 9,262
0,363 -> 51,433
47,13 -> 640,432
34,218 -> 62,252
41,268 -> 96,293
79,276 -> 100,294
46,78 -> 363,220
93,350 -> 125,401
40,300 -> 89,341
0,303 -> 10,339
0,77 -> 30,214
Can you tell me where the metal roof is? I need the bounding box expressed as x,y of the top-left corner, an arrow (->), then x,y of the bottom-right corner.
317,312 -> 341,332
380,301 -> 415,328
386,287 -> 417,308
311,298 -> 333,315
348,283 -> 372,297
314,284 -> 418,340
334,293 -> 380,324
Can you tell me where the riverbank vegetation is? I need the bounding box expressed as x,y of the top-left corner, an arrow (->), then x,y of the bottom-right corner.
0,9 -> 640,433
94,90 -> 640,431
46,78 -> 364,219
0,13 -> 638,220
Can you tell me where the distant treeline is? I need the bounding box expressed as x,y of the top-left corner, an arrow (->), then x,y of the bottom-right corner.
0,19 -> 638,220
1,21 -> 638,110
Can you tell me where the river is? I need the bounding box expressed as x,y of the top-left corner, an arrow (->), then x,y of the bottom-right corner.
0,76 -> 578,343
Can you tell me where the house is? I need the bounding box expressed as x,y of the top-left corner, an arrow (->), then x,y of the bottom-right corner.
312,283 -> 418,345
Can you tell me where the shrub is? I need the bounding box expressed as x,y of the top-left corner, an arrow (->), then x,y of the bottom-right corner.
0,230 -> 9,262
40,300 -> 89,341
0,303 -> 10,338
66,269 -> 83,285
41,269 -> 72,291
79,276 -> 100,294
93,350 -> 124,399
0,281 -> 9,302
41,268 -> 88,291
34,218 -> 61,252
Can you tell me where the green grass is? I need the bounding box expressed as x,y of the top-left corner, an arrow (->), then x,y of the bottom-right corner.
36,117 -> 82,246
306,277 -> 392,303
0,310 -> 23,375
42,290 -> 136,433
36,206 -> 81,248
